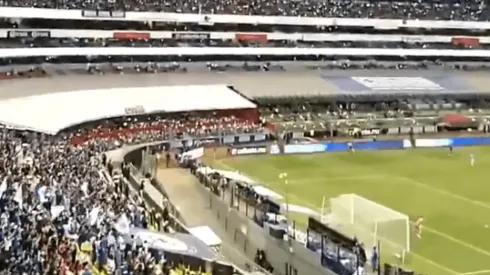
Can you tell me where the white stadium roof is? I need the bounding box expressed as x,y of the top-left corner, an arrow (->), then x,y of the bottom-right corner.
0,84 -> 256,134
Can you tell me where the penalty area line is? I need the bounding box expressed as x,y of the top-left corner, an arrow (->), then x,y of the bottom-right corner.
272,175 -> 382,185
214,160 -> 462,275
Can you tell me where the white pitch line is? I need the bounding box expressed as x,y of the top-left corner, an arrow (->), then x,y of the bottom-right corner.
302,174 -> 490,259
289,173 -> 490,211
215,161 -> 463,275
393,175 -> 490,211
219,161 -> 490,271
418,222 -> 490,257
272,175 -> 381,185
462,270 -> 490,275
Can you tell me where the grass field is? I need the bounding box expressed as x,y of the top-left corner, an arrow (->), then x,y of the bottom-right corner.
215,146 -> 490,275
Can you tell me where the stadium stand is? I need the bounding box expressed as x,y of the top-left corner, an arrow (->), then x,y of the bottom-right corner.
3,1 -> 490,275
1,35 -> 489,50
0,85 -> 268,275
1,0 -> 489,20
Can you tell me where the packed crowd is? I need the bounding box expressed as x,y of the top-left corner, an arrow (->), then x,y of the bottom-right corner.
1,0 -> 489,21
1,37 -> 486,50
6,61 -> 490,80
70,115 -> 264,146
0,127 -> 185,275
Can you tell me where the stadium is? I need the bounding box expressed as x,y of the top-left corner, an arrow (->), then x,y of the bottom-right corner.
2,2 -> 490,275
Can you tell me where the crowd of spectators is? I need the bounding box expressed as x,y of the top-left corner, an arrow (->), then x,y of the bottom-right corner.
6,60 -> 490,81
0,106 -> 268,275
1,34 -> 489,67
0,126 -> 192,275
1,37 -> 486,50
1,0 -> 490,21
69,114 -> 265,146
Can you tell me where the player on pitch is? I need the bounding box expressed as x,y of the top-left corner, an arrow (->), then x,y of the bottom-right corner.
415,216 -> 424,238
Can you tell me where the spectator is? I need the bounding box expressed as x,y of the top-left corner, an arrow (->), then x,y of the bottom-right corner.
70,114 -> 264,146
2,0 -> 490,21
0,126 -> 209,275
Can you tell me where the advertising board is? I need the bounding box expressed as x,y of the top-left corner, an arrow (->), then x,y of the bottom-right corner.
273,140 -> 404,154
7,30 -> 50,38
124,105 -> 146,116
231,147 -> 267,155
348,128 -> 381,136
451,137 -> 490,146
403,138 -> 452,148
406,137 -> 490,148
285,137 -> 490,156
81,10 -> 125,18
351,140 -> 403,151
283,144 -> 327,154
235,33 -> 268,42
272,137 -> 490,156
172,32 -> 210,40
113,32 -> 150,39
193,138 -> 220,146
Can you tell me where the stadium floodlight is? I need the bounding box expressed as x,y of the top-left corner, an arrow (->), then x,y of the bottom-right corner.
328,194 -> 410,260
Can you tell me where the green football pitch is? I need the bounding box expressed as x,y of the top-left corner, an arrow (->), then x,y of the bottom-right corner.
214,146 -> 490,275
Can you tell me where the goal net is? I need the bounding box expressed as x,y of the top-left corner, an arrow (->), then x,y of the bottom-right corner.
329,194 -> 410,259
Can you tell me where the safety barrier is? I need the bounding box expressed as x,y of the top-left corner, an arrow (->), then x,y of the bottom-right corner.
1,29 -> 487,44
1,6 -> 490,30
123,144 -> 274,275
271,136 -> 490,154
3,47 -> 490,58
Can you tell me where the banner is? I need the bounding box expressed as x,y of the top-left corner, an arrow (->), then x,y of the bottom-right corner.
452,37 -> 480,47
272,140 -> 404,154
172,32 -> 210,40
283,144 -> 327,154
403,139 -> 452,148
326,140 -> 403,151
113,32 -> 150,40
272,137 -> 490,154
235,33 -> 268,42
348,128 -> 381,136
81,10 -> 125,18
351,77 -> 443,91
82,10 -> 110,18
231,147 -> 267,156
7,30 -> 50,38
111,11 -> 126,18
193,138 -> 220,146
451,137 -> 490,146
181,147 -> 204,160
124,105 -> 146,116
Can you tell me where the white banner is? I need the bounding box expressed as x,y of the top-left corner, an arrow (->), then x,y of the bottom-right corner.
404,139 -> 452,148
181,147 -> 204,161
352,77 -> 443,91
231,147 -> 267,155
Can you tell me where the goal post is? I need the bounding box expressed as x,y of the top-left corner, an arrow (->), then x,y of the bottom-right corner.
329,194 -> 410,259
